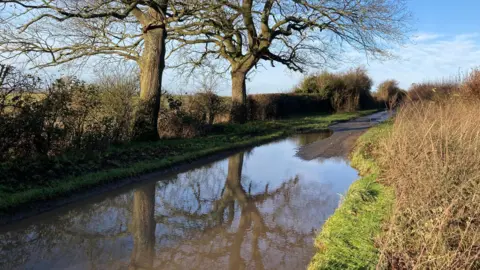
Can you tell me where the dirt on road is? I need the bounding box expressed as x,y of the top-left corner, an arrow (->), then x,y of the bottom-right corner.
296,111 -> 390,160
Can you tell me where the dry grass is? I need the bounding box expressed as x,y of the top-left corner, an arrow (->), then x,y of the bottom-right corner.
376,99 -> 480,269
461,69 -> 480,99
407,68 -> 480,102
407,81 -> 460,101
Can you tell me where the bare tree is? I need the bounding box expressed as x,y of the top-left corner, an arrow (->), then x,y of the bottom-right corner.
168,0 -> 410,123
0,0 -> 198,137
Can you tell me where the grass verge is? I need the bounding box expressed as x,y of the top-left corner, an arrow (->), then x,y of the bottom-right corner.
309,121 -> 394,270
0,110 -> 376,214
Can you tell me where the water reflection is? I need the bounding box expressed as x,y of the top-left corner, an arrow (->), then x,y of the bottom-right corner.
290,131 -> 332,147
0,132 -> 358,270
130,183 -> 155,270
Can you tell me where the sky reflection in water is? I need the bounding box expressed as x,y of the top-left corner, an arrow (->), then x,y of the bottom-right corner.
0,132 -> 358,270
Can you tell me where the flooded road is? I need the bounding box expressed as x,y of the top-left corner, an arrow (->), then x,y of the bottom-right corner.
297,110 -> 390,160
0,131 -> 360,270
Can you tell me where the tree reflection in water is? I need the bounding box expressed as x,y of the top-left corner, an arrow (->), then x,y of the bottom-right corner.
148,152 -> 337,270
0,191 -> 134,269
0,144 -> 346,270
129,183 -> 156,270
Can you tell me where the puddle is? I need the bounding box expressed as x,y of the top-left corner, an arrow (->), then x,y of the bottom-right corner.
0,132 -> 358,270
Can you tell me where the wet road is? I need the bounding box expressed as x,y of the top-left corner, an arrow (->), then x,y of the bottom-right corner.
296,111 -> 390,160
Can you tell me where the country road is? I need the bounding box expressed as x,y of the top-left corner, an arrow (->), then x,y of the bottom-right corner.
296,111 -> 390,160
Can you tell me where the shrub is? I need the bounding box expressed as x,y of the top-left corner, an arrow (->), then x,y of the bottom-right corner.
172,92 -> 334,124
157,109 -> 203,139
375,80 -> 406,109
0,75 -> 106,160
184,90 -> 228,125
157,93 -> 204,138
332,67 -> 374,112
295,72 -> 344,99
0,66 -> 43,160
317,72 -> 347,99
295,74 -> 318,94
294,67 -> 376,112
95,71 -> 138,142
0,66 -> 140,162
247,93 -> 333,121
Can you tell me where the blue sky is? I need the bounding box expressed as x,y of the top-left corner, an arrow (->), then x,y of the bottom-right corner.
163,0 -> 480,96
10,1 -> 478,96
413,0 -> 480,35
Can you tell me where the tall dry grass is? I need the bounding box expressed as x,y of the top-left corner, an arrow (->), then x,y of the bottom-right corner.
408,81 -> 460,101
406,68 -> 480,101
376,99 -> 480,269
461,69 -> 480,98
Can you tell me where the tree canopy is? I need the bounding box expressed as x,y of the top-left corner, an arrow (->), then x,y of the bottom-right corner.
167,0 -> 410,122
0,0 -> 411,124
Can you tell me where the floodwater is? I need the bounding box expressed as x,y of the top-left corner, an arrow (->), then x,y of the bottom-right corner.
0,131 -> 360,270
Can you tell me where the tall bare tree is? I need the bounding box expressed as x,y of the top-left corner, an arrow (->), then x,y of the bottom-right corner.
169,0 -> 410,123
0,0 -> 197,136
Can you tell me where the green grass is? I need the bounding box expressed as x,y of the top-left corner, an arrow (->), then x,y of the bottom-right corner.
309,121 -> 394,270
0,110 -> 376,213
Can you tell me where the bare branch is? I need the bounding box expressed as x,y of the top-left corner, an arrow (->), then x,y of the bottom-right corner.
167,0 -> 411,74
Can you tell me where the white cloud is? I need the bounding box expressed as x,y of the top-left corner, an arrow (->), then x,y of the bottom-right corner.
360,33 -> 480,90
413,33 -> 443,42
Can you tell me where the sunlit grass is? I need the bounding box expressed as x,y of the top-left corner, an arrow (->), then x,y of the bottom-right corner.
309,122 -> 394,270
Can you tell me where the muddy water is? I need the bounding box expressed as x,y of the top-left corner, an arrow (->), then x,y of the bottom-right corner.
0,131 -> 360,270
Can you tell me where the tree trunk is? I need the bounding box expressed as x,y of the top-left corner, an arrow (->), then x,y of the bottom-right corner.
226,152 -> 248,204
137,27 -> 166,139
230,70 -> 248,124
129,183 -> 156,270
213,152 -> 244,225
